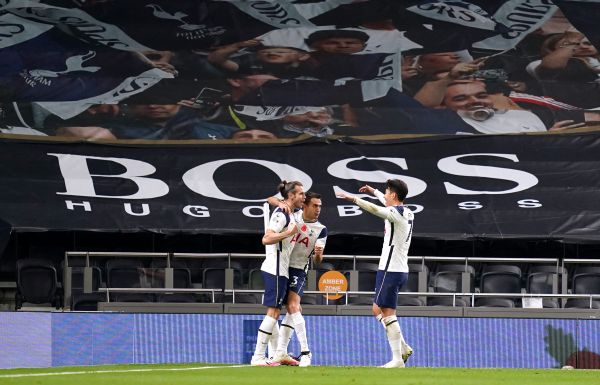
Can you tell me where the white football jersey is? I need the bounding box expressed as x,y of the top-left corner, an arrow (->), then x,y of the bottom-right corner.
360,190 -> 414,273
261,208 -> 297,278
378,204 -> 414,272
288,210 -> 328,271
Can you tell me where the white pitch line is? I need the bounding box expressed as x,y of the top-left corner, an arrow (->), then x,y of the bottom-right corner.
0,365 -> 247,378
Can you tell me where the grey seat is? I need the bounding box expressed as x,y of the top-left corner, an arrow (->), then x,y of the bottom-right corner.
71,292 -> 106,311
474,298 -> 515,308
564,298 -> 600,309
248,269 -> 264,290
106,259 -> 144,288
480,271 -> 522,293
106,259 -> 145,301
401,263 -> 429,292
357,271 -> 377,291
397,296 -> 425,306
202,268 -> 244,290
431,264 -> 475,293
346,295 -> 372,306
573,273 -> 600,294
156,293 -> 197,303
15,259 -> 62,310
427,296 -> 468,307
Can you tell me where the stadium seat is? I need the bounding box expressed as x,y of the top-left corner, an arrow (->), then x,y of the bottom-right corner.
231,293 -> 261,304
202,268 -> 244,290
71,292 -> 106,311
106,259 -> 144,288
573,265 -> 600,274
427,296 -> 468,307
431,264 -> 475,293
300,294 -> 321,305
474,298 -> 515,308
314,262 -> 336,271
482,264 -> 522,275
15,258 -> 62,310
202,259 -> 243,270
203,268 -> 226,290
156,293 -> 197,303
248,269 -> 264,290
106,259 -> 146,301
148,259 -> 192,289
111,293 -> 154,302
401,263 -> 429,292
355,262 -> 379,272
357,271 -> 377,291
572,272 -> 600,294
564,298 -> 600,309
480,265 -> 522,299
527,272 -> 557,294
541,299 -> 560,308
69,265 -> 103,293
346,295 -> 372,306
397,296 -> 425,306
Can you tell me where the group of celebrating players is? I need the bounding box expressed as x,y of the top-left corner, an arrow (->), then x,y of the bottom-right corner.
251,178 -> 415,368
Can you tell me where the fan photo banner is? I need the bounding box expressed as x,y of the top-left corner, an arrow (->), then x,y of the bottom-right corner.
1,132 -> 600,242
2,0 -> 600,141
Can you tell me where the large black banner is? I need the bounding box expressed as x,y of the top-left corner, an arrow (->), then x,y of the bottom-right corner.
1,132 -> 600,242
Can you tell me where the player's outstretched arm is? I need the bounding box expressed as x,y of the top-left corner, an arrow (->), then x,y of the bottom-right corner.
336,192 -> 390,220
359,184 -> 386,205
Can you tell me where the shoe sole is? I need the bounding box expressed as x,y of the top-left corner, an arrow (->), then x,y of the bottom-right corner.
279,359 -> 299,366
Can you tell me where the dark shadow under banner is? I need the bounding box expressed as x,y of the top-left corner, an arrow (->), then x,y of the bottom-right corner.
1,132 -> 600,241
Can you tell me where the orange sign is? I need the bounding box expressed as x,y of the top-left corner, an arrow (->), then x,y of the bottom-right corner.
318,271 -> 348,300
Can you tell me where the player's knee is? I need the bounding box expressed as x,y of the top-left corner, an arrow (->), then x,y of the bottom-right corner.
287,302 -> 301,313
371,303 -> 380,317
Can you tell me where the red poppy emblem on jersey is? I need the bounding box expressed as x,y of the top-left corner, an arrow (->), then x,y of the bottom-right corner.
301,224 -> 308,232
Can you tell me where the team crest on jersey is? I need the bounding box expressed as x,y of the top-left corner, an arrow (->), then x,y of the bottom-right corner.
20,51 -> 100,87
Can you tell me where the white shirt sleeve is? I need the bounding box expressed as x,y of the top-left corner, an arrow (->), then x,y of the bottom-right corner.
373,189 -> 386,205
268,211 -> 288,233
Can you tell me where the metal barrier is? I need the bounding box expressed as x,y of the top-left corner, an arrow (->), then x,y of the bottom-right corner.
63,251 -> 596,312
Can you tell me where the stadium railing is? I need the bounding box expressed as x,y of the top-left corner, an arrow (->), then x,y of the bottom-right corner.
62,252 -> 597,313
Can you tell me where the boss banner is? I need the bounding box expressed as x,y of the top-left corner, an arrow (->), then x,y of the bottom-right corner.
0,133 -> 600,241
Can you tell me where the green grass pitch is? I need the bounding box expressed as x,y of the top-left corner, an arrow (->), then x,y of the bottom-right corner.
1,364 -> 599,385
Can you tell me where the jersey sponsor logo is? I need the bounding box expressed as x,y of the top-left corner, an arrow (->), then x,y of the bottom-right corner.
290,233 -> 310,247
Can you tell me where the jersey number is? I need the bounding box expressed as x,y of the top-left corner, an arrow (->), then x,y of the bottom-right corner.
406,220 -> 413,242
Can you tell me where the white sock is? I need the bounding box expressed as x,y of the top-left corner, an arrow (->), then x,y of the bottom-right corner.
276,313 -> 294,355
290,312 -> 309,352
376,314 -> 385,329
268,319 -> 279,358
253,316 -> 277,358
382,315 -> 402,362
